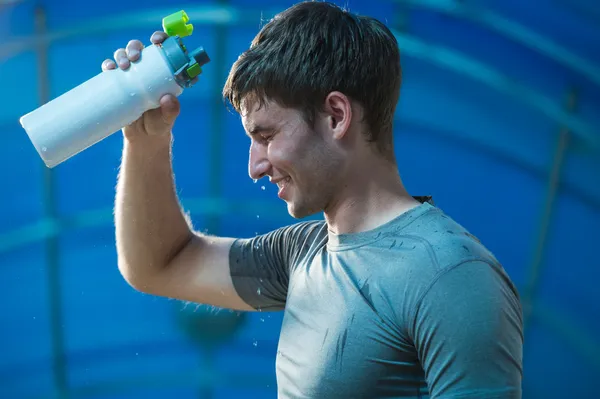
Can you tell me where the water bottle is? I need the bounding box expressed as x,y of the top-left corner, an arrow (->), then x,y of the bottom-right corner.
19,10 -> 210,168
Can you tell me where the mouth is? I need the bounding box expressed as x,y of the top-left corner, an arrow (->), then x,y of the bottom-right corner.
275,177 -> 291,199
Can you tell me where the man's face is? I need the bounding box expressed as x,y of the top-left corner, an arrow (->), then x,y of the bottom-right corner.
241,99 -> 344,219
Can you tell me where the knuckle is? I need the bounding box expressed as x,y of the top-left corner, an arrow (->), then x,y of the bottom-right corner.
127,39 -> 141,49
151,31 -> 166,41
101,59 -> 115,70
113,48 -> 126,59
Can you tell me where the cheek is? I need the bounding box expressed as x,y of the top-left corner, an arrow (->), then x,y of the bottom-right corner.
267,141 -> 298,169
268,130 -> 327,177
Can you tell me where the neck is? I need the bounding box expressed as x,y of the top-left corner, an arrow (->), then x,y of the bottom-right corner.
324,156 -> 421,235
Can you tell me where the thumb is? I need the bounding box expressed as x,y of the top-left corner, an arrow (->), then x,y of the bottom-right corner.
159,94 -> 180,126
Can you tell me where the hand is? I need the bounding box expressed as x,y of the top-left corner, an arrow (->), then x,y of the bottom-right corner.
101,31 -> 180,142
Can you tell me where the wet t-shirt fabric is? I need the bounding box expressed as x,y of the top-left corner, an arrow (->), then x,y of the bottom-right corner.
229,201 -> 523,398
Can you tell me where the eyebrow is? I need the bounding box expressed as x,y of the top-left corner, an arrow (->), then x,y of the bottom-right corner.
246,124 -> 275,137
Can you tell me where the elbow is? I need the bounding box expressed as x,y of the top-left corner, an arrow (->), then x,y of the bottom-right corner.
115,247 -> 169,294
116,232 -> 194,294
117,259 -> 157,294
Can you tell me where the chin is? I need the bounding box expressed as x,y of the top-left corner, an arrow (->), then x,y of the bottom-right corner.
286,201 -> 322,219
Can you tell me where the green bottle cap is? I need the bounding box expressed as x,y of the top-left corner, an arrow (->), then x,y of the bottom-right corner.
162,10 -> 194,37
186,63 -> 202,78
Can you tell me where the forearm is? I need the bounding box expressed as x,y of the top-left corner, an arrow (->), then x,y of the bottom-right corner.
114,135 -> 193,288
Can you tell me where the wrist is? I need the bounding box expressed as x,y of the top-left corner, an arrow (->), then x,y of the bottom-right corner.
123,132 -> 173,161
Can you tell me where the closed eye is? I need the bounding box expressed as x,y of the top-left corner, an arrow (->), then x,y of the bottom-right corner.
247,126 -> 276,144
260,133 -> 274,142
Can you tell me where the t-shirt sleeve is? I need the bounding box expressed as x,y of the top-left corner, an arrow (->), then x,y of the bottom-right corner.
411,260 -> 524,398
229,220 -> 326,311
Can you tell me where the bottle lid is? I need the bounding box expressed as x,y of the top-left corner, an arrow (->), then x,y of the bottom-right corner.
162,10 -> 194,38
159,10 -> 210,87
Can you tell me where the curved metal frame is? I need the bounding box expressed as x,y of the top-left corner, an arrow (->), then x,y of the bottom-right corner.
1,3 -> 599,396
392,0 -> 600,88
392,31 -> 598,149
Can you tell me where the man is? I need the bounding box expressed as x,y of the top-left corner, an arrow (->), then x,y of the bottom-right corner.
104,1 -> 523,398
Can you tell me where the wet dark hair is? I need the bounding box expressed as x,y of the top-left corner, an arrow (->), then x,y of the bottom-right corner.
222,1 -> 402,159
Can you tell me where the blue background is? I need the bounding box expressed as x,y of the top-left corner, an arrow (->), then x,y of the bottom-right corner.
1,0 -> 599,398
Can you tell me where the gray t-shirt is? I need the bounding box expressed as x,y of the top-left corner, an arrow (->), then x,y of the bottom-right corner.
229,201 -> 523,398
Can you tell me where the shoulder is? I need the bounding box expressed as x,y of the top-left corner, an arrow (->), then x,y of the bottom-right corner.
230,219 -> 327,264
395,204 -> 501,273
235,219 -> 326,244
284,219 -> 328,240
227,219 -> 328,309
372,205 -> 519,322
264,219 -> 328,248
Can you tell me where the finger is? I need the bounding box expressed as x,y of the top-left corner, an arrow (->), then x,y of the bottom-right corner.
126,40 -> 144,62
113,48 -> 129,70
101,59 -> 116,71
140,95 -> 180,136
150,31 -> 168,45
159,94 -> 180,126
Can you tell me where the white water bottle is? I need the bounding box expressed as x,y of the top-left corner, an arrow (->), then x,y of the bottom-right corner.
19,10 -> 210,168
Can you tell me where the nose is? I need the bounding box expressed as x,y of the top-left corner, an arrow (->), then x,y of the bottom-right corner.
248,141 -> 271,180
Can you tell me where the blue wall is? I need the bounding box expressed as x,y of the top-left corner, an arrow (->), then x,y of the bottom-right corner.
1,0 -> 599,398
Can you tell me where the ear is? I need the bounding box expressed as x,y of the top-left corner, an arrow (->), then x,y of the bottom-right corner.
323,91 -> 352,141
